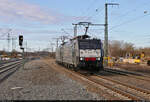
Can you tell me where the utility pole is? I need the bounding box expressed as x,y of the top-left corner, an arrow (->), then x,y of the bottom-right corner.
50,42 -> 55,52
26,41 -> 27,57
61,29 -> 71,42
12,37 -> 14,52
14,38 -> 16,51
7,29 -> 12,52
52,37 -> 59,48
11,37 -> 17,52
74,24 -> 77,37
50,42 -> 55,58
56,38 -> 58,48
60,36 -> 69,44
104,3 -> 119,67
7,32 -> 10,52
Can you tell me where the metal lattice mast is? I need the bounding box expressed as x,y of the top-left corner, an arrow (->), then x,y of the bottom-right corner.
104,3 -> 119,66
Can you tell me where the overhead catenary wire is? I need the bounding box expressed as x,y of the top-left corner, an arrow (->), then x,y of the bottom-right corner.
79,0 -> 105,22
105,8 -> 150,47
108,1 -> 150,35
0,29 -> 12,38
84,3 -> 106,22
109,13 -> 150,31
78,0 -> 98,21
111,1 -> 150,24
107,11 -> 150,47
84,7 -> 105,21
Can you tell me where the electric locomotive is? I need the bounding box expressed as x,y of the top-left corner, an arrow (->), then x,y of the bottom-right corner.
56,34 -> 104,71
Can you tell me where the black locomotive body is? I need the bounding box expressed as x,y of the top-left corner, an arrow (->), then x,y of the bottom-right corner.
56,35 -> 104,71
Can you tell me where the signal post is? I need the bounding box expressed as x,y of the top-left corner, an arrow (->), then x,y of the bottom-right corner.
19,35 -> 25,68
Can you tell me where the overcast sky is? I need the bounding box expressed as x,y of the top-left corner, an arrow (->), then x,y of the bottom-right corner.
0,0 -> 149,52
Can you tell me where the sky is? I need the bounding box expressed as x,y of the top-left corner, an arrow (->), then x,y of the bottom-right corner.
0,0 -> 149,52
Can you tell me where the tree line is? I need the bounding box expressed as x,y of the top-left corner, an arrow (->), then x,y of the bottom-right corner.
109,40 -> 150,58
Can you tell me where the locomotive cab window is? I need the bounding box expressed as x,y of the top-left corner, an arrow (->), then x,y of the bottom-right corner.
79,40 -> 101,49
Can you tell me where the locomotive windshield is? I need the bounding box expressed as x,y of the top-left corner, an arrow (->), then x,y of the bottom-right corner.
79,39 -> 101,49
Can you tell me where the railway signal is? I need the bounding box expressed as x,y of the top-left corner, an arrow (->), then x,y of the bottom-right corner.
19,35 -> 25,69
19,35 -> 23,46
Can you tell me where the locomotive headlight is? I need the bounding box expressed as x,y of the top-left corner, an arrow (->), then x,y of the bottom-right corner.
97,58 -> 100,60
80,57 -> 83,60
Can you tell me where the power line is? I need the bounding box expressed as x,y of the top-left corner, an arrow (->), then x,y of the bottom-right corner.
79,0 -> 96,20
109,1 -> 150,28
84,7 -> 105,21
109,13 -> 150,31
112,1 -> 150,22
85,4 -> 105,21
79,0 -> 105,22
0,29 -> 12,38
84,0 -> 97,13
79,0 -> 98,21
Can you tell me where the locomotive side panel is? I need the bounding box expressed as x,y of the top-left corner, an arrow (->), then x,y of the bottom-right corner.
62,43 -> 74,64
72,40 -> 80,67
56,47 -> 61,62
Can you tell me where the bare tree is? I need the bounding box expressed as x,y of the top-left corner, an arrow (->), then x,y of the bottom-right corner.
109,40 -> 135,58
109,40 -> 123,58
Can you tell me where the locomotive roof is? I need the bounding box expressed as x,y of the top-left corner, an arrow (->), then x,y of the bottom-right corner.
70,34 -> 102,41
75,35 -> 90,39
71,34 -> 90,40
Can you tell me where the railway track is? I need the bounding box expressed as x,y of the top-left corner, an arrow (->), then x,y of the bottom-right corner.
93,74 -> 150,100
53,62 -> 146,100
107,67 -> 150,76
77,69 -> 150,100
0,60 -> 22,70
105,67 -> 150,78
75,70 -> 144,100
0,59 -> 20,67
0,60 -> 23,83
79,74 -> 141,100
104,68 -> 150,82
47,60 -> 150,100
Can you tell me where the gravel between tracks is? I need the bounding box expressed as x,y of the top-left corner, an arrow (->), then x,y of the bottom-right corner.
97,70 -> 150,91
113,64 -> 150,75
0,59 -> 104,100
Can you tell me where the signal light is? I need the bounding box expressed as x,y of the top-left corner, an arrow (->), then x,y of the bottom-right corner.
19,35 -> 23,46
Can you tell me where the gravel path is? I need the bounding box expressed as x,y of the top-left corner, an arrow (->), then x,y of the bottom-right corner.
0,59 -> 104,100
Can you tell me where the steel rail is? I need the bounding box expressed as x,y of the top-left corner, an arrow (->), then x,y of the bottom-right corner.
0,59 -> 20,67
0,60 -> 22,70
106,68 -> 150,78
104,68 -> 150,82
75,71 -> 141,100
93,75 -> 150,100
54,62 -> 141,100
0,61 -> 22,74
